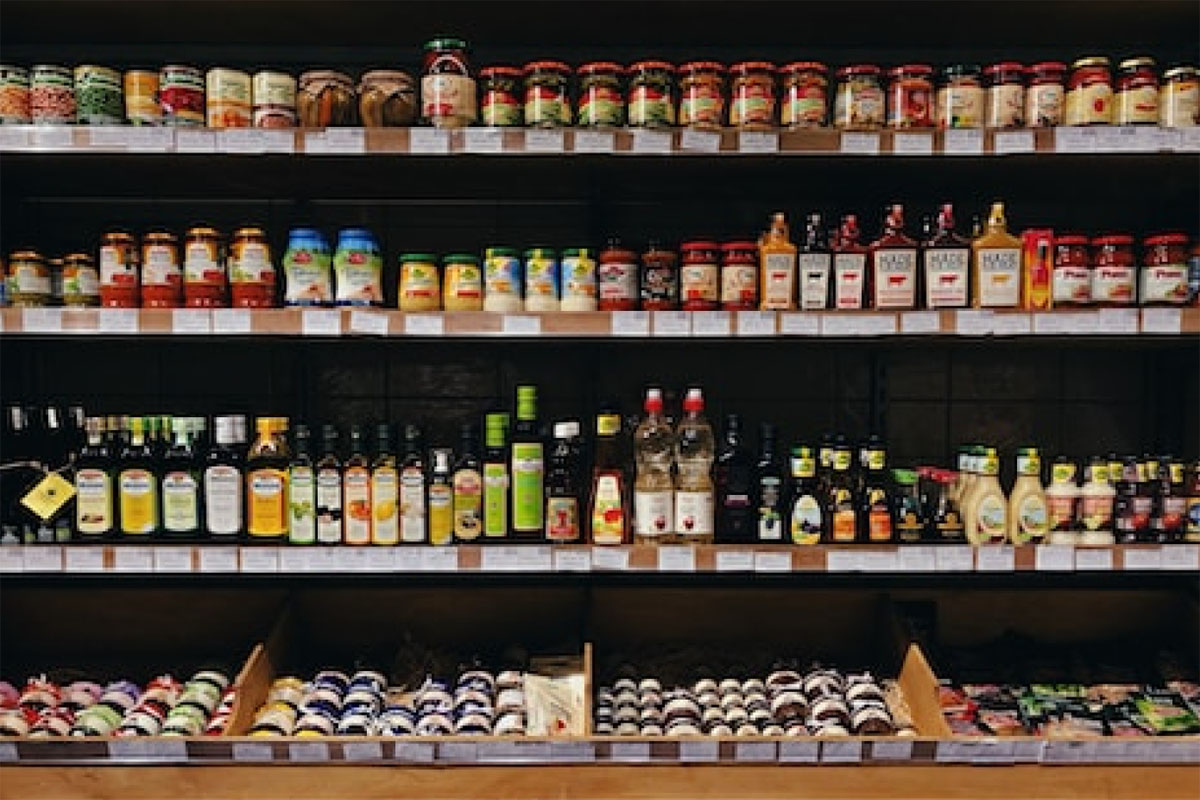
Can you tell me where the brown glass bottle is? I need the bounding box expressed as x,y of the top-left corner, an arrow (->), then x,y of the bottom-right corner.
832,215 -> 869,310
923,203 -> 971,309
824,444 -> 858,543
870,204 -> 918,309
858,442 -> 893,542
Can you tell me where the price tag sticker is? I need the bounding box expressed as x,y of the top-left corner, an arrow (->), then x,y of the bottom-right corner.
680,740 -> 719,762
610,310 -> 650,336
898,546 -> 936,572
301,309 -> 342,336
404,313 -> 444,336
658,545 -> 697,571
462,127 -> 505,154
1142,308 -> 1181,335
420,546 -> 460,572
976,545 -> 1015,572
23,546 -> 63,572
1095,308 -> 1139,334
652,310 -> 691,336
481,546 -> 552,572
591,546 -> 630,571
550,742 -> 596,763
1173,126 -> 1200,153
754,551 -> 793,572
943,128 -> 985,155
502,315 -> 541,335
232,742 -> 275,762
342,741 -> 384,761
715,550 -> 755,572
335,547 -> 365,572
108,738 -> 188,761
821,313 -> 897,336
153,547 -> 194,573
303,128 -> 365,154
365,548 -> 396,572
1161,545 -> 1200,571
392,742 -> 435,763
241,547 -> 280,573
826,550 -> 862,572
737,131 -> 779,153
113,547 -> 154,573
779,312 -> 820,336
736,311 -> 777,336
609,741 -> 651,763
98,309 -> 139,334
29,126 -> 74,149
1063,312 -> 1099,335
840,132 -> 880,155
0,548 -> 23,573
288,742 -> 330,762
1035,544 -> 1075,571
994,129 -> 1036,155
1094,125 -> 1140,153
1075,548 -> 1114,571
901,311 -> 940,334
65,546 -> 106,572
217,129 -> 267,154
573,130 -> 616,153
175,129 -> 217,153
821,740 -> 863,763
553,549 -> 592,572
735,742 -> 777,762
199,546 -> 239,572
1055,126 -> 1095,153
1123,547 -> 1163,570
860,549 -> 900,571
86,126 -> 131,149
0,126 -> 30,149
348,310 -> 390,336
279,548 -> 308,573
991,313 -> 1031,336
1032,313 -> 1069,335
437,742 -> 477,762
936,546 -> 974,572
892,132 -> 933,155
871,740 -> 914,761
691,310 -> 732,336
410,128 -> 451,154
525,129 -> 566,153
172,309 -> 212,334
22,307 -> 63,333
779,740 -> 820,763
1043,740 -> 1098,764
679,128 -> 721,152
631,129 -> 673,154
955,309 -> 994,335
1151,741 -> 1200,763
211,308 -> 252,334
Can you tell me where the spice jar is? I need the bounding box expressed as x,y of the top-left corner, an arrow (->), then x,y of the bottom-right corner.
159,65 -> 205,126
479,66 -> 522,127
1140,233 -> 1189,306
74,65 -> 123,124
1065,57 -> 1113,126
523,61 -> 571,128
398,253 -> 441,312
99,231 -> 139,308
183,226 -> 226,307
720,241 -> 758,310
834,65 -> 884,130
206,68 -> 251,128
123,70 -> 160,125
140,231 -> 182,308
1160,66 -> 1199,127
561,248 -> 598,312
780,62 -> 828,129
297,71 -> 357,127
679,62 -> 724,129
1025,61 -> 1066,128
421,38 -> 477,129
680,241 -> 720,310
0,65 -> 31,124
1051,234 -> 1091,306
443,254 -> 483,311
357,70 -> 415,127
483,247 -> 522,313
1090,234 -> 1135,306
598,239 -> 639,311
30,65 -> 76,124
7,250 -> 50,306
730,62 -> 776,130
253,71 -> 297,128
984,62 -> 1025,129
62,253 -> 99,306
1115,57 -> 1159,125
627,61 -> 675,128
229,227 -> 276,308
936,65 -> 983,129
640,242 -> 679,310
524,248 -> 559,312
886,64 -> 934,129
577,62 -> 624,128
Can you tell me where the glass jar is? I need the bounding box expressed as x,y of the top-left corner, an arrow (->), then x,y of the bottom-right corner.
183,226 -> 226,308
140,231 -> 182,308
62,253 -> 99,306
1065,57 -> 1113,126
159,65 -> 205,126
229,227 -> 276,308
886,64 -> 934,129
834,65 -> 884,130
123,70 -> 160,125
1140,233 -> 1189,306
357,70 -> 415,127
1160,66 -> 1199,127
560,248 -> 598,312
205,68 -> 252,128
1116,57 -> 1159,125
421,38 -> 477,129
0,65 -> 32,124
7,250 -> 50,306
479,66 -> 523,127
30,64 -> 76,124
483,247 -> 522,313
523,61 -> 571,128
1051,234 -> 1091,307
936,64 -> 983,129
730,62 -> 776,130
399,253 -> 441,312
99,231 -> 139,308
640,242 -> 678,309
1025,61 -> 1066,128
780,62 -> 828,129
679,241 -> 720,311
443,254 -> 483,311
720,241 -> 759,310
577,62 -> 624,128
678,61 -> 725,129
984,62 -> 1025,129
627,61 -> 675,128
282,228 -> 332,307
297,70 -> 357,127
597,239 -> 639,311
74,65 -> 123,124
524,248 -> 559,312
1090,234 -> 1135,306
252,71 -> 297,128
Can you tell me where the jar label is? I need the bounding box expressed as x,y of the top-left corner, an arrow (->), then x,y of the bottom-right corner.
1026,84 -> 1064,127
674,490 -> 714,538
634,490 -> 673,537
453,469 -> 483,540
987,84 -> 1025,128
334,247 -> 383,305
10,264 -> 51,297
1161,80 -> 1199,127
798,253 -> 831,310
524,87 -> 569,127
1066,83 -> 1113,125
975,494 -> 1007,544
1014,494 -> 1049,544
936,85 -> 983,128
185,244 -> 224,285
1052,266 -> 1092,304
316,468 -> 343,544
1140,263 -> 1188,304
628,86 -> 675,127
445,263 -> 483,305
75,469 -> 112,534
400,467 -> 426,543
400,262 -> 439,304
1117,85 -> 1159,124
642,264 -> 677,304
1091,265 -> 1135,305
485,256 -> 522,300
680,87 -> 723,127
204,465 -> 242,536
511,443 -> 544,532
162,471 -> 200,532
428,484 -> 453,546
720,264 -> 757,306
590,475 -> 625,544
873,248 -> 917,308
525,257 -> 559,299
579,85 -> 624,127
483,462 -> 509,537
924,248 -> 969,308
421,74 -> 477,122
758,476 -> 783,540
247,468 -> 287,536
562,255 -> 597,302
976,248 -> 1021,307
482,91 -> 521,126
761,252 -> 796,309
118,469 -> 157,534
834,253 -> 867,309
99,246 -> 136,286
371,468 -> 399,545
283,247 -> 333,305
63,263 -> 99,300
343,467 -> 371,545
142,245 -> 181,287
782,83 -> 826,127
1048,493 -> 1078,531
231,243 -> 274,284
836,82 -> 884,128
546,495 -> 580,542
889,79 -> 933,128
599,260 -> 639,302
681,263 -> 719,303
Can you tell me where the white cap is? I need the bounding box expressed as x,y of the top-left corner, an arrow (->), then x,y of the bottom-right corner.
553,421 -> 580,439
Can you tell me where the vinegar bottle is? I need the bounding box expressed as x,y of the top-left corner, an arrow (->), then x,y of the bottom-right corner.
588,412 -> 629,545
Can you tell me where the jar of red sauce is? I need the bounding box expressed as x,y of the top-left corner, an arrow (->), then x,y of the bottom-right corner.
1066,57 -> 1113,126
720,241 -> 758,310
1090,234 -> 1136,306
679,241 -> 720,310
984,62 -> 1025,129
780,62 -> 828,129
640,242 -> 678,310
140,231 -> 182,308
1052,234 -> 1091,306
886,64 -> 934,128
729,62 -> 776,130
1026,61 -> 1067,127
229,227 -> 276,308
184,226 -> 227,307
1116,57 -> 1159,125
99,231 -> 139,308
1140,233 -> 1189,306
597,239 -> 639,311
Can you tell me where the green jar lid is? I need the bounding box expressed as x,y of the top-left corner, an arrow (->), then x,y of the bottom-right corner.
561,248 -> 593,259
524,247 -> 556,259
485,247 -> 519,259
892,468 -> 918,486
443,253 -> 479,265
425,38 -> 468,51
399,253 -> 437,263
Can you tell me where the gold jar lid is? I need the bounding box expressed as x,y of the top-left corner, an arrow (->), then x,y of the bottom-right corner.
1118,56 -> 1156,71
1071,56 -> 1111,70
9,249 -> 44,263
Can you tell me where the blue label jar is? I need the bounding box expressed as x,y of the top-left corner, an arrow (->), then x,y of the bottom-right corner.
283,228 -> 333,306
334,228 -> 383,306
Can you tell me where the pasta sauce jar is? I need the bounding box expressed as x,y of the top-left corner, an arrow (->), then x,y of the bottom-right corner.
1160,66 -> 1199,127
1065,57 -> 1113,126
834,65 -> 884,129
183,226 -> 227,307
936,64 -> 983,128
421,38 -> 477,128
984,62 -> 1025,128
780,62 -> 828,129
1025,61 -> 1066,128
1140,233 -> 1190,306
1115,57 -> 1159,125
679,241 -> 720,310
1090,234 -> 1135,306
640,242 -> 678,310
1051,234 -> 1091,306
597,239 -> 639,311
229,227 -> 276,308
99,231 -> 139,308
729,62 -> 776,130
140,230 -> 182,308
887,64 -> 934,128
720,241 -> 758,310
678,62 -> 725,129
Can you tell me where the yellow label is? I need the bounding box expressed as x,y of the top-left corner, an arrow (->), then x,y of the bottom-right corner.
118,469 -> 157,534
247,468 -> 288,537
596,414 -> 621,437
21,472 -> 75,521
371,467 -> 399,545
428,484 -> 453,545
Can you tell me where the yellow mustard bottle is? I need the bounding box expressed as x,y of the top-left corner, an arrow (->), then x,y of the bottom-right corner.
759,212 -> 797,310
971,201 -> 1023,308
246,417 -> 290,539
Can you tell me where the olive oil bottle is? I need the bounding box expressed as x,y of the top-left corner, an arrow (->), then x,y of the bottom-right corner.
161,417 -> 203,539
287,424 -> 316,545
453,424 -> 483,542
371,424 -> 399,545
74,416 -> 114,541
482,412 -> 511,539
118,416 -> 159,538
342,425 -> 372,545
246,417 -> 290,542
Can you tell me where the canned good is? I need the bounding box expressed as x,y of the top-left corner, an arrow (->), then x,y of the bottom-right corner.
282,228 -> 332,306
74,65 -> 123,124
523,61 -> 571,128
443,254 -> 483,311
984,62 -> 1025,129
7,250 -> 51,306
886,64 -> 934,129
123,70 -> 161,125
780,62 -> 828,129
730,62 -> 777,130
252,71 -> 297,128
62,253 -> 100,306
229,227 -> 276,308
206,68 -> 252,128
99,232 -> 139,308
183,226 -> 226,307
160,65 -> 205,126
834,65 -> 884,130
560,248 -> 597,312
577,62 -> 624,128
140,231 -> 182,308
0,65 -> 32,124
1065,57 -> 1113,126
627,61 -> 675,128
30,64 -> 76,124
1025,62 -> 1066,128
479,66 -> 522,127
333,228 -> 382,306
1116,57 -> 1159,125
1160,66 -> 1199,127
936,65 -> 983,129
398,253 -> 441,312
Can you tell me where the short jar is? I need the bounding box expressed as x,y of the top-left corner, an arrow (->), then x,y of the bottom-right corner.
183,226 -> 226,308
597,240 -> 639,311
523,61 -> 571,128
627,61 -> 676,128
1140,233 -> 1189,306
30,64 -> 76,124
297,70 -> 357,127
1115,57 -> 1159,125
984,62 -> 1025,128
206,68 -> 252,128
730,62 -> 776,130
1065,57 -> 1113,126
680,241 -> 721,310
253,71 -> 298,128
1025,61 -> 1066,128
123,70 -> 160,125
678,61 -> 724,129
0,65 -> 32,124
720,241 -> 759,310
357,70 -> 415,127
886,64 -> 934,129
834,65 -> 884,130
7,250 -> 50,306
1159,66 -> 1198,127
99,231 -> 139,308
479,66 -> 523,127
577,62 -> 624,128
140,230 -> 183,308
780,62 -> 828,129
229,227 -> 276,308
936,64 -> 983,129
74,65 -> 123,124
159,65 -> 205,126
1051,234 -> 1091,307
1090,234 -> 1136,306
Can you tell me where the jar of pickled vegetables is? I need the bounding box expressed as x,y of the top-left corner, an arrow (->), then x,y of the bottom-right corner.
780,62 -> 828,129
74,65 -> 123,125
627,61 -> 675,128
62,253 -> 99,306
229,227 -> 276,308
1160,66 -> 1198,127
1065,57 -> 1113,126
1090,234 -> 1135,306
577,62 -> 624,128
99,231 -> 139,308
834,65 -> 884,130
1026,62 -> 1066,128
140,230 -> 182,308
297,70 -> 357,127
936,65 -> 983,129
1116,57 -> 1159,125
886,64 -> 934,129
7,250 -> 50,306
421,38 -> 477,129
0,65 -> 31,124
523,61 -> 571,128
730,62 -> 776,130
398,253 -> 441,311
678,61 -> 724,129
984,62 -> 1025,128
479,66 -> 523,127
184,226 -> 226,308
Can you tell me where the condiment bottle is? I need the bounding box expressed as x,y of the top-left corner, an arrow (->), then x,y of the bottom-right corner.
588,412 -> 628,545
428,448 -> 454,546
674,387 -> 715,544
371,424 -> 399,545
759,212 -> 797,310
118,416 -> 159,538
560,248 -> 598,312
203,415 -> 244,540
964,447 -> 1006,545
452,425 -> 483,542
399,424 -> 428,543
443,254 -> 483,312
753,423 -> 785,543
720,241 -> 759,311
1045,456 -> 1081,545
510,386 -> 545,537
788,445 -> 823,544
315,424 -> 343,545
1152,458 -> 1186,543
833,215 -> 868,310
892,469 -> 924,543
640,242 -> 679,310
798,213 -> 832,310
922,203 -> 970,309
547,421 -> 583,543
482,412 -> 511,539
633,388 -> 674,544
858,442 -> 893,542
715,414 -> 754,543
1185,461 -> 1200,543
524,248 -> 560,312
246,417 -> 290,541
825,444 -> 858,543
1021,229 -> 1054,311
1007,447 -> 1048,546
1114,456 -> 1149,544
971,201 -> 1022,308
924,467 -> 965,543
1079,457 -> 1116,545
483,247 -> 523,313
287,424 -> 316,545
869,204 -> 918,309
342,425 -> 372,545
74,417 -> 114,541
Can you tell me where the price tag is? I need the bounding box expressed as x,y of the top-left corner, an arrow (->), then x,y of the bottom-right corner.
631,129 -> 673,154
935,546 -> 974,572
365,547 -> 395,571
993,130 -> 1036,155
1043,740 -> 1097,764
860,549 -> 900,571
826,551 -> 862,572
1012,740 -> 1046,763
679,128 -> 721,152
404,314 -> 444,336
348,309 -> 389,336
279,548 -> 308,572
871,740 -> 914,761
1133,126 -> 1164,151
420,546 -> 460,572
955,309 -> 994,335
976,545 -> 1015,572
22,308 -> 63,333
901,311 -> 940,334
1173,126 -> 1200,153
0,548 -> 23,573
943,128 -> 984,155
736,311 -> 776,336
553,549 -> 592,572
1035,544 -> 1075,571
1095,308 -> 1139,334
1032,313 -> 1068,335
65,546 -> 106,572
591,546 -> 630,571
391,742 -> 434,763
409,128 -> 450,154
1161,544 -> 1200,571
1055,126 -> 1095,153
715,550 -> 755,572
175,129 -> 216,153
1074,547 -> 1114,570
549,742 -> 596,762
29,126 -> 74,149
573,130 -> 615,153
738,131 -> 779,153
198,546 -> 239,572
680,740 -> 719,762
481,545 -> 552,571
241,547 -> 280,573
892,132 -> 933,155
779,312 -> 820,336
288,742 -> 330,762
652,310 -> 691,336
217,129 -> 267,154
462,127 -> 505,154
0,126 -> 30,149
502,315 -> 541,335
23,546 -> 62,572
342,741 -> 384,761
840,132 -> 880,155
303,128 -> 365,154
1142,308 -> 1181,335
108,738 -> 188,761
658,545 -> 696,571
754,551 -> 793,572
1123,547 -> 1163,570
335,547 -> 365,572
437,742 -> 477,762
524,129 -> 565,153
691,310 -> 731,336
98,309 -> 139,334
821,313 -> 897,336
1064,312 -> 1099,335
898,546 -> 936,572
610,310 -> 650,336
1151,741 -> 1200,763
1094,125 -> 1140,153
938,739 -> 1016,763
991,313 -> 1031,336
778,740 -> 820,763
172,309 -> 212,334
301,309 -> 342,336
113,547 -> 154,572
735,742 -> 777,762
821,740 -> 863,763
609,741 -> 651,762
211,308 -> 252,333
232,742 -> 275,762
153,546 -> 193,573
86,126 -> 131,149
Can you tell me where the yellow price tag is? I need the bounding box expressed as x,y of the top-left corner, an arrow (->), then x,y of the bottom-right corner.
21,472 -> 76,521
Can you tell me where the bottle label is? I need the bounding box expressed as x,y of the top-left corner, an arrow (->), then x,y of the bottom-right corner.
834,253 -> 866,309
371,467 -> 399,545
720,264 -> 757,306
562,255 -> 597,303
1129,496 -> 1153,532
641,263 -> 677,305
428,484 -> 452,545
204,465 -> 242,536
247,468 -> 287,537
680,263 -> 719,304
674,490 -> 714,538
118,469 -> 157,535
1081,493 -> 1114,532
400,262 -> 439,304
75,469 -> 112,534
283,246 -> 333,306
761,252 -> 796,309
525,257 -> 559,301
974,494 -> 1008,543
757,477 -> 783,540
142,245 -> 181,287
1140,264 -> 1188,305
343,467 -> 372,545
1048,494 -> 1078,532
924,248 -> 969,308
598,260 -> 638,303
511,443 -> 544,533
1013,494 -> 1049,544
634,490 -> 673,538
162,471 -> 200,532
977,248 -> 1022,307
798,253 -> 831,310
897,510 -> 923,542
547,496 -> 581,542
1155,496 -> 1186,533
288,466 -> 316,544
316,468 -> 342,544
483,462 -> 509,537
873,248 -> 917,309
334,246 -> 383,306
590,474 -> 625,544
867,489 -> 892,541
484,255 -> 521,303
1186,494 -> 1200,538
790,494 -> 822,545
1052,266 -> 1092,304
400,467 -> 426,543
453,469 -> 483,540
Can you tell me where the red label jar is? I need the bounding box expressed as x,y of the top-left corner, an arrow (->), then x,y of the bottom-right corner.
640,242 -> 678,310
1090,234 -> 1136,306
229,227 -> 276,308
730,62 -> 776,130
421,38 -> 477,129
886,64 -> 934,129
678,61 -> 725,130
1116,57 -> 1159,125
1051,234 -> 1091,306
1066,57 -> 1113,126
1140,233 -> 1189,306
984,62 -> 1025,129
99,231 -> 139,308
140,231 -> 182,308
720,241 -> 759,310
679,241 -> 720,310
780,62 -> 828,129
1026,61 -> 1066,128
522,61 -> 571,128
1160,66 -> 1199,127
184,226 -> 227,307
597,240 -> 639,311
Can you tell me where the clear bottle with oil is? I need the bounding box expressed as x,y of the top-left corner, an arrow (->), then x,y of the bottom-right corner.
673,387 -> 715,543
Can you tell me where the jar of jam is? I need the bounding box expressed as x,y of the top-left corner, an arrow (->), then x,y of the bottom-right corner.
1026,62 -> 1066,128
1065,57 -> 1113,126
886,64 -> 934,129
523,61 -> 571,128
834,65 -> 884,130
577,62 -> 624,128
421,38 -> 477,129
627,61 -> 675,128
678,61 -> 725,129
479,66 -> 522,127
597,239 -> 639,311
730,62 -> 776,130
297,70 -> 357,127
679,241 -> 720,310
62,253 -> 99,306
1116,57 -> 1159,125
720,241 -> 759,311
184,227 -> 226,307
7,250 -> 50,307
640,242 -> 678,310
140,231 -> 182,308
357,70 -> 416,127
1052,234 -> 1091,306
1090,234 -> 1136,306
229,227 -> 276,308
984,62 -> 1025,129
780,62 -> 828,129
99,232 -> 139,308
1141,233 -> 1190,306
1160,66 -> 1199,127
936,65 -> 983,129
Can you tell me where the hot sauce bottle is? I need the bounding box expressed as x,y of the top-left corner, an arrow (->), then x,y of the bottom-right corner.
832,215 -> 868,310
797,212 -> 832,310
870,204 -> 918,309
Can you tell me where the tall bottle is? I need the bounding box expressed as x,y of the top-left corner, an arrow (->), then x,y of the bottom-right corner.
161,416 -> 202,539
673,387 -> 715,543
925,467 -> 965,543
204,415 -> 245,540
1008,446 -> 1048,546
510,386 -> 545,537
428,447 -> 454,546
1079,457 -> 1116,545
1,406 -> 37,543
858,441 -> 893,542
1114,456 -> 1148,544
1045,456 -> 1081,545
964,446 -> 1007,545
399,424 -> 427,543
246,417 -> 290,542
118,416 -> 159,538
342,426 -> 372,545
798,213 -> 832,310
546,421 -> 583,543
759,212 -> 797,310
754,423 -> 785,542
74,417 -> 114,541
715,413 -> 754,543
482,412 -> 511,539
633,388 -> 674,544
971,201 -> 1023,308
453,424 -> 483,542
1185,461 -> 1200,543
832,215 -> 869,310
788,445 -> 823,545
923,203 -> 971,309
315,424 -> 343,545
371,424 -> 399,545
825,443 -> 858,542
38,407 -> 75,543
287,424 -> 317,545
870,203 -> 918,309
1153,458 -> 1187,543
589,411 -> 629,545
893,469 -> 925,543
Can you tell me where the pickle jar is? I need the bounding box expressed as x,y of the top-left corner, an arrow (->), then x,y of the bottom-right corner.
62,253 -> 99,306
627,61 -> 675,128
229,227 -> 276,308
1116,57 -> 1159,125
1090,234 -> 1136,306
780,62 -> 828,129
1160,66 -> 1199,127
7,250 -> 50,307
984,62 -> 1025,129
1026,61 -> 1067,128
886,64 -> 934,129
479,66 -> 523,127
357,70 -> 415,127
523,61 -> 571,128
421,38 -> 477,129
1051,234 -> 1091,307
297,70 -> 358,127
1140,233 -> 1189,306
679,61 -> 725,129
99,231 -> 139,308
834,64 -> 884,130
1065,57 -> 1113,126
577,62 -> 624,128
936,64 -> 983,129
730,62 -> 777,130
140,230 -> 183,308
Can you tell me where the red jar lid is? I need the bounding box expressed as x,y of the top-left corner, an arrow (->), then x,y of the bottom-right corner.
523,60 -> 571,75
679,61 -> 726,74
629,60 -> 675,74
782,61 -> 828,74
1143,232 -> 1189,246
480,65 -> 522,78
984,61 -> 1026,76
722,241 -> 759,251
1091,234 -> 1134,246
1054,234 -> 1090,246
887,64 -> 934,78
730,61 -> 777,74
578,61 -> 624,75
1030,61 -> 1068,72
837,64 -> 881,77
682,240 -> 721,251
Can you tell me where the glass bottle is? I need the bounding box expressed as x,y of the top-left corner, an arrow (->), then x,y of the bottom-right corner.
870,203 -> 918,309
923,203 -> 971,309
1114,456 -> 1145,544
759,212 -> 797,310
633,388 -> 674,544
204,415 -> 244,540
674,387 -> 715,544
924,467 -> 965,543
286,424 -> 317,545
893,469 -> 924,543
161,416 -> 202,539
1079,457 -> 1116,546
315,424 -> 343,545
74,416 -> 114,541
453,424 -> 483,542
483,412 -> 511,539
965,446 -> 1006,545
858,441 -> 893,542
118,416 -> 159,538
825,444 -> 858,543
1153,458 -> 1186,543
371,424 -> 399,546
399,424 -> 427,543
1008,446 -> 1048,546
971,201 -> 1022,308
1,406 -> 36,544
640,241 -> 679,311
788,445 -> 823,545
246,417 -> 290,542
546,421 -> 583,543
832,215 -> 869,310
510,386 -> 544,537
1185,461 -> 1200,544
1045,456 -> 1081,545
798,213 -> 832,310
428,447 -> 454,546
715,413 -> 755,543
342,425 -> 372,546
754,423 -> 785,542
589,411 -> 628,545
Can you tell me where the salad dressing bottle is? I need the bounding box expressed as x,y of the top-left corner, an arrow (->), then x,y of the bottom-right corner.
1008,446 -> 1048,545
965,447 -> 1007,544
1045,456 -> 1081,545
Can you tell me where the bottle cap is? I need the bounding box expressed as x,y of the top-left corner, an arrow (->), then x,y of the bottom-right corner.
554,421 -> 580,439
644,388 -> 664,413
683,387 -> 704,413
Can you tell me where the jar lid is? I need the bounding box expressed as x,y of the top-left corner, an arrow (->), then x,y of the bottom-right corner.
337,227 -> 376,240
360,69 -> 414,84
730,61 -> 777,74
681,240 -> 721,250
629,60 -> 675,74
888,64 -> 934,77
64,252 -> 93,263
721,240 -> 758,251
562,247 -> 594,258
1143,232 -> 1189,246
186,225 -> 222,237
425,38 -> 468,51
444,253 -> 479,264
1029,61 -> 1069,72
233,227 -> 266,237
1091,234 -> 1134,246
479,65 -> 522,78
1071,56 -> 1111,69
102,230 -> 136,241
9,249 -> 43,261
1164,65 -> 1198,79
288,227 -> 324,238
485,246 -> 519,258
782,61 -> 828,74
524,247 -> 556,259
143,230 -> 178,242
984,61 -> 1025,75
299,69 -> 354,87
578,61 -> 625,75
523,60 -> 571,75
942,64 -> 981,77
1054,234 -> 1090,245
837,64 -> 881,77
399,252 -> 437,262
1118,56 -> 1156,71
679,61 -> 725,74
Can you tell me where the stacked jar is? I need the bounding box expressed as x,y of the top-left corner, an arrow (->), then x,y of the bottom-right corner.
1115,58 -> 1159,126
936,65 -> 983,129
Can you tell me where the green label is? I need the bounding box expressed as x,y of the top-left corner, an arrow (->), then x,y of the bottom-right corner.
483,462 -> 509,537
511,443 -> 544,532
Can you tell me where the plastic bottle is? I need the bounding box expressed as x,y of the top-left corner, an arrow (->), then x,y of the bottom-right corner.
965,446 -> 1007,545
633,388 -> 674,544
1079,457 -> 1116,545
1045,456 -> 1081,545
673,387 -> 715,543
1008,446 -> 1048,545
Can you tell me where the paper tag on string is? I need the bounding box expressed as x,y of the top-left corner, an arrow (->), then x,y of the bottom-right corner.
21,472 -> 75,521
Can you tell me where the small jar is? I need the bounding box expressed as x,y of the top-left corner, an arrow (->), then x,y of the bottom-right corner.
297,70 -> 357,127
886,64 -> 934,129
640,242 -> 678,310
1025,61 -> 1067,128
560,248 -> 598,312
334,228 -> 383,306
1051,234 -> 1091,307
1115,57 -> 1159,125
483,246 -> 523,313
834,65 -> 884,130
229,227 -> 276,308
678,62 -> 725,129
524,248 -> 559,312
443,254 -> 483,311
30,64 -> 76,124
1090,234 -> 1136,306
984,62 -> 1025,129
74,65 -> 123,124
720,241 -> 759,310
421,38 -> 477,129
523,61 -> 571,128
597,239 -> 639,311
123,70 -> 161,125
183,226 -> 227,308
577,62 -> 624,128
479,66 -> 523,127
282,228 -> 332,307
253,71 -> 298,128
627,61 -> 675,128
1160,66 -> 1199,127
159,65 -> 205,126
140,230 -> 182,308
7,250 -> 50,306
398,253 -> 441,311
680,241 -> 720,310
780,62 -> 828,129
357,70 -> 414,128
1065,57 -> 1113,126
62,253 -> 100,306
99,231 -> 139,308
0,65 -> 31,124
936,65 -> 983,129
206,68 -> 251,128
730,62 -> 777,130
1140,233 -> 1189,306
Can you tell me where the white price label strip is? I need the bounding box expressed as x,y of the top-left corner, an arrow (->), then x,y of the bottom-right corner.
241,547 -> 280,572
302,309 -> 342,336
502,315 -> 541,335
715,550 -> 755,572
871,740 -> 914,761
680,740 -> 719,762
1123,547 -> 1163,570
395,742 -> 436,762
175,129 -> 216,153
65,547 -> 106,572
779,313 -> 820,336
898,546 -> 936,572
901,311 -> 940,334
993,130 -> 1035,155
304,128 -> 365,154
462,127 -> 504,153
22,308 -> 63,333
679,128 -> 721,152
199,546 -> 239,572
153,547 -> 193,573
821,740 -> 863,763
348,310 -> 389,336
753,551 -> 793,572
632,129 -> 673,154
943,128 -> 984,154
0,548 -> 23,573
98,309 -> 139,333
778,741 -> 820,763
410,129 -> 450,154
573,130 -> 615,153
172,309 -> 212,334
108,738 -> 188,761
658,545 -> 696,571
935,546 -> 974,572
735,742 -> 777,762
976,545 -> 1015,572
1035,544 -> 1075,571
525,129 -> 565,153
232,742 -> 275,762
342,741 -> 384,761
610,311 -> 650,336
609,742 -> 651,762
553,549 -> 592,572
23,547 -> 63,572
1161,545 -> 1200,571
591,546 -> 630,571
211,309 -> 252,333
1075,548 -> 1114,571
691,311 -> 731,336
892,132 -> 933,155
404,314 -> 444,336
840,132 -> 880,155
288,742 -> 330,762
737,131 -> 778,153
652,311 -> 691,336
113,547 -> 154,573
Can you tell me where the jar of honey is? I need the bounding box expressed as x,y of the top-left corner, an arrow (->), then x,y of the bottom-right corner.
229,227 -> 276,308
99,231 -> 139,308
140,230 -> 182,308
